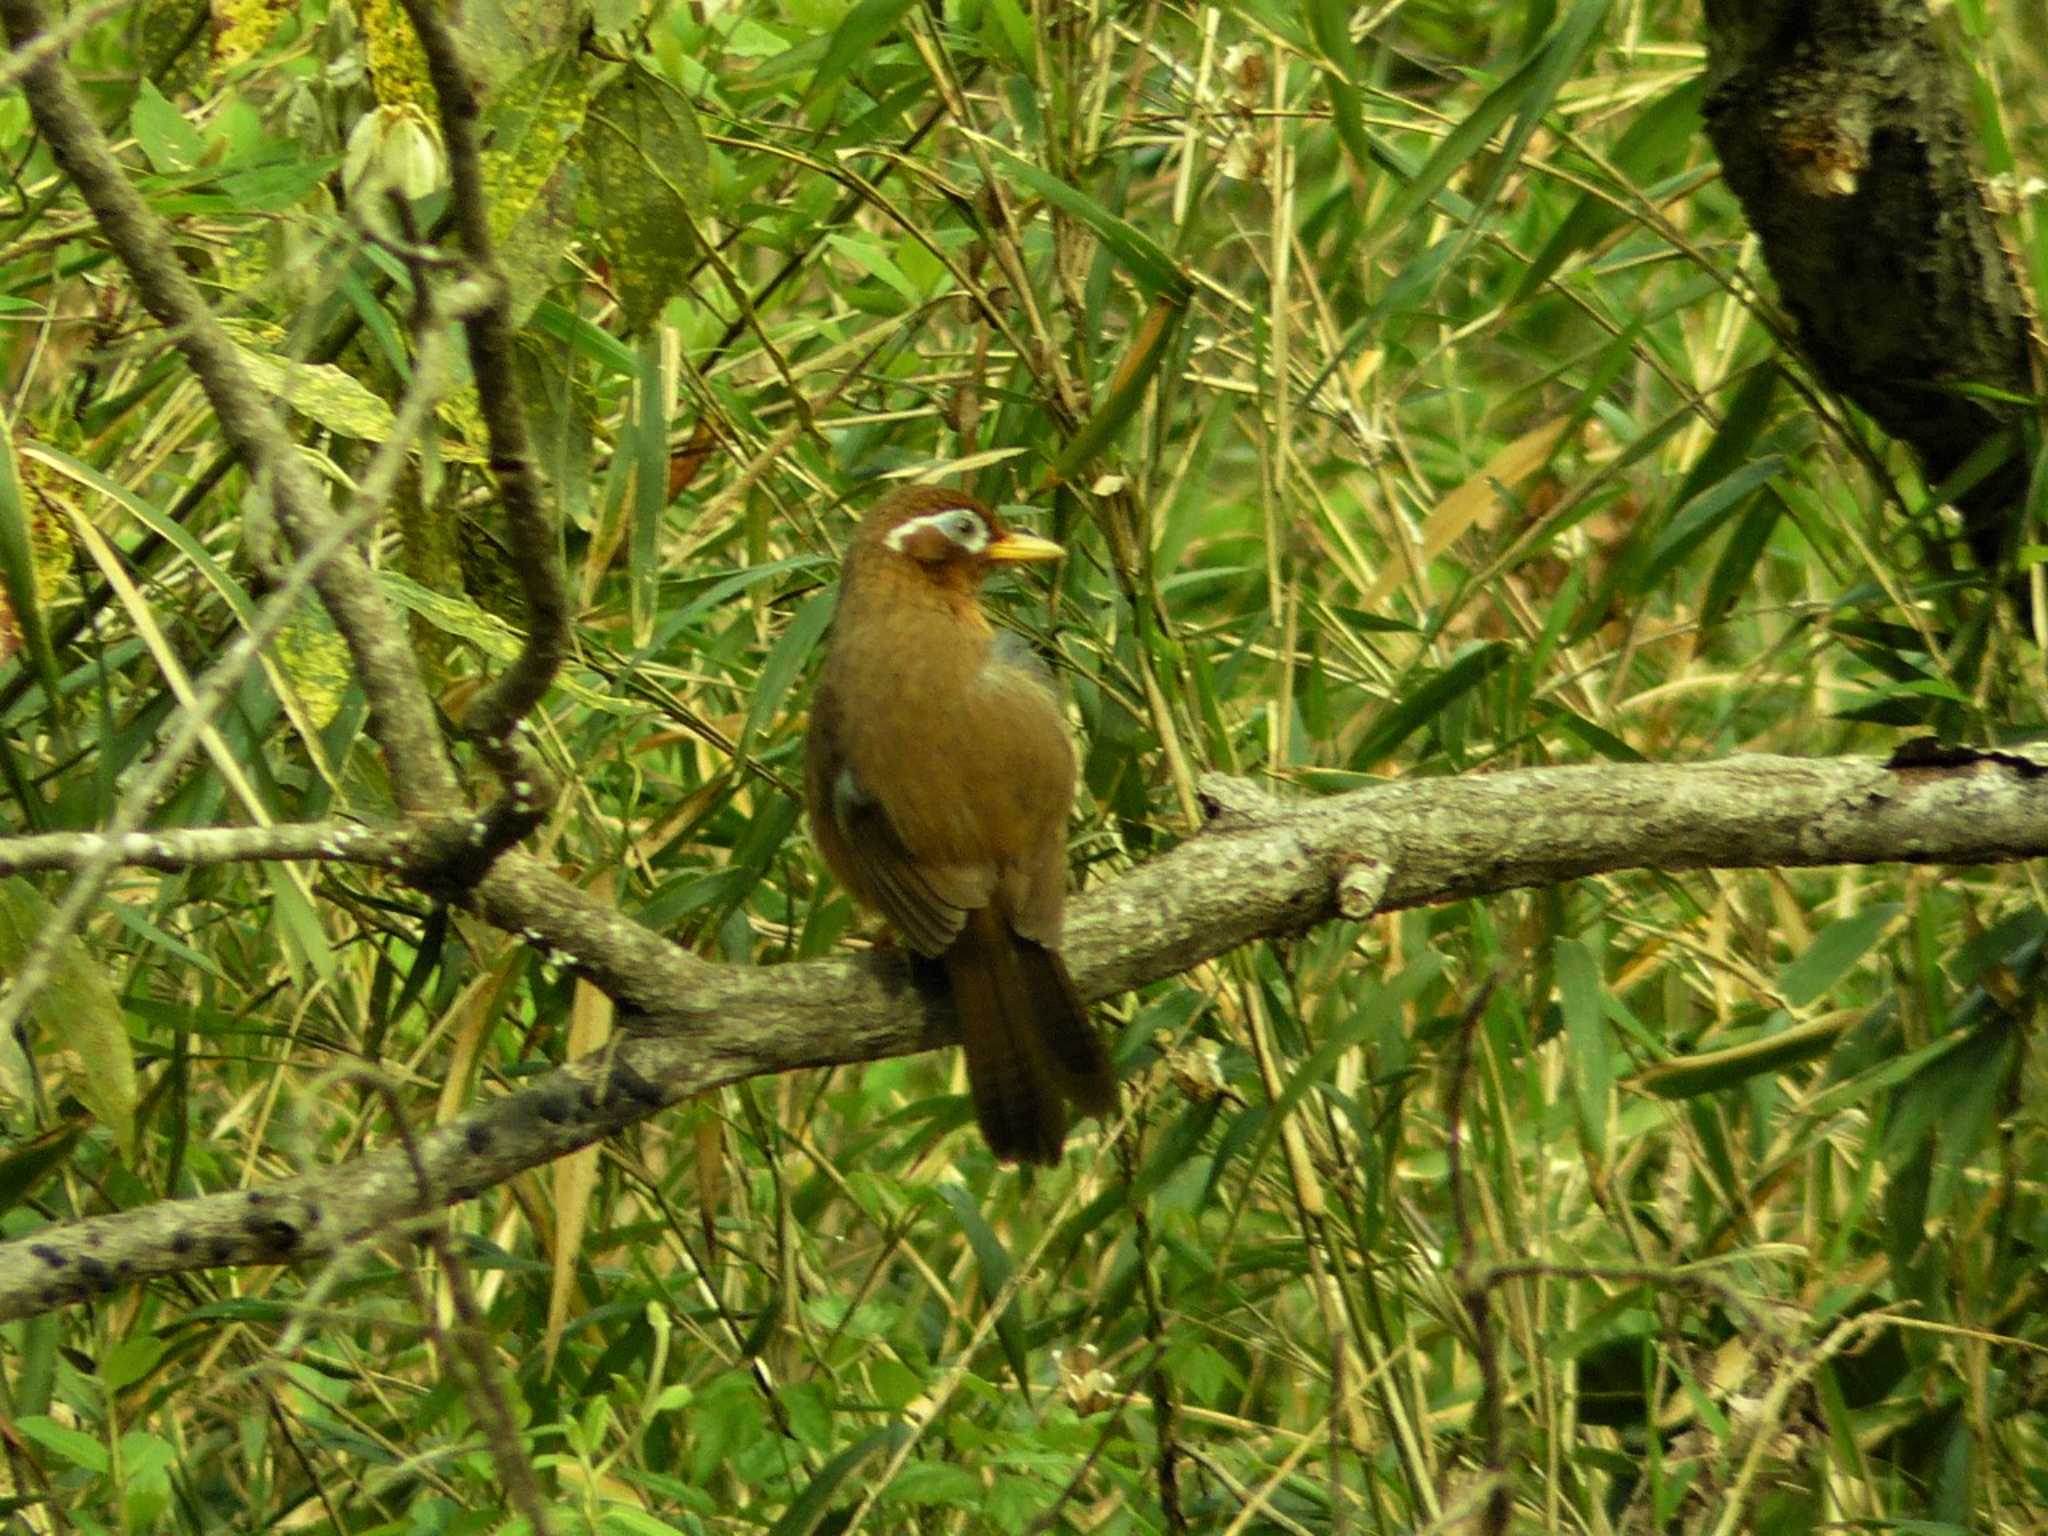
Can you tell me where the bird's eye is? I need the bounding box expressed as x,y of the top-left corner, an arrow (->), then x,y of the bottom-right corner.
947,510 -> 981,542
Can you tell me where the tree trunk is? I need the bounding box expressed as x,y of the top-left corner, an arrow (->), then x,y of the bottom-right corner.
1701,0 -> 2038,573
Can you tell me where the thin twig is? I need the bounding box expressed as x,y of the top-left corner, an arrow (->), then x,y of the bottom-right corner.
1444,969 -> 1507,1536
1118,1126 -> 1187,1534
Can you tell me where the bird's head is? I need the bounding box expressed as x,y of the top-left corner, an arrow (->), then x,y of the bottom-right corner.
848,486 -> 1064,594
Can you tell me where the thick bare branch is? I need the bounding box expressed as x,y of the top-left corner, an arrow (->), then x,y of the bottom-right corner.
4,745 -> 2045,1321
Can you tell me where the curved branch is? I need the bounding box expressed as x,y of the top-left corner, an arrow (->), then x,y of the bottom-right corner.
396,0 -> 570,812
4,745 -> 2045,1322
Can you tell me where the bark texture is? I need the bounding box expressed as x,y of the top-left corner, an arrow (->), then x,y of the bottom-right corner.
1701,0 -> 2038,569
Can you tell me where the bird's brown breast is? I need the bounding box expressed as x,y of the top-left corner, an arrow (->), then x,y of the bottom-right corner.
809,560 -> 1074,944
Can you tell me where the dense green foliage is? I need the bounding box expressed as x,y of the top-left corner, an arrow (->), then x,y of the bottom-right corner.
2,0 -> 2046,1531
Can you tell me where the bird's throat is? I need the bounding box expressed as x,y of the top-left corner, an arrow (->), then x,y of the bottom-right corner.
834,558 -> 994,684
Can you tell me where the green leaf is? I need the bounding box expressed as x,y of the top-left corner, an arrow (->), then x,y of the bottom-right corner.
0,412 -> 63,717
1048,295 -> 1185,482
1226,955 -> 1445,1207
628,335 -> 669,639
0,1125 -> 81,1213
1533,702 -> 1647,762
808,0 -> 918,101
1777,906 -> 1904,1009
686,1372 -> 766,1486
779,1380 -> 833,1452
100,1336 -> 165,1393
21,442 -> 256,632
1887,1015 -> 2012,1227
880,1461 -> 982,1506
1673,365 -> 1780,511
15,1415 -> 108,1475
1802,1025 -> 1975,1123
1831,678 -> 1972,726
937,1183 -> 1031,1397
130,79 -> 205,174
1349,642 -> 1512,770
218,321 -> 399,441
1467,0 -> 1612,219
825,232 -> 922,304
983,145 -> 1191,302
585,65 -> 712,333
1305,0 -> 1373,181
530,298 -> 642,376
600,1509 -> 694,1536
270,602 -> 353,733
480,47 -> 591,319
769,1427 -> 912,1536
1636,455 -> 1784,593
982,0 -> 1033,70
1701,491 -> 1785,626
378,572 -> 630,714
0,878 -> 138,1158
737,590 -> 837,762
1369,29 -> 1555,240
661,554 -> 832,632
1512,75 -> 1702,303
1633,1012 -> 1856,1099
1556,938 -> 1612,1166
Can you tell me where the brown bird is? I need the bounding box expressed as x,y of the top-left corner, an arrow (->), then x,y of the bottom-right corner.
805,485 -> 1116,1165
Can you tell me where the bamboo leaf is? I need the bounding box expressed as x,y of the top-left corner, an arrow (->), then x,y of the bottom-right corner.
769,1427 -> 913,1536
937,1183 -> 1031,1397
1556,938 -> 1612,1169
808,0 -> 918,102
1305,0 -> 1373,180
738,590 -> 837,762
1513,75 -> 1705,302
982,143 -> 1191,302
1350,642 -> 1512,771
0,878 -> 138,1160
0,414 -> 62,717
1047,295 -> 1185,483
1778,906 -> 1905,1009
1633,1011 -> 1859,1099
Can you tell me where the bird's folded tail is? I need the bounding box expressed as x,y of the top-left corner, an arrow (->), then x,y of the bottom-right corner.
944,906 -> 1116,1165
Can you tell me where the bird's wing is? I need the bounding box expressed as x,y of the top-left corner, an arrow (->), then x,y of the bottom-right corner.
829,764 -> 993,956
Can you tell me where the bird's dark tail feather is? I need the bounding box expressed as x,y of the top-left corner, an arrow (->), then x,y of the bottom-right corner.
945,908 -> 1115,1165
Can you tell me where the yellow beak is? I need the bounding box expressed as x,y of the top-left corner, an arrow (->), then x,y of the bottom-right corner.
985,530 -> 1065,563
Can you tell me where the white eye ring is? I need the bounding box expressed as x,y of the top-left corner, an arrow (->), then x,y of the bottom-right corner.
884,505 -> 991,556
